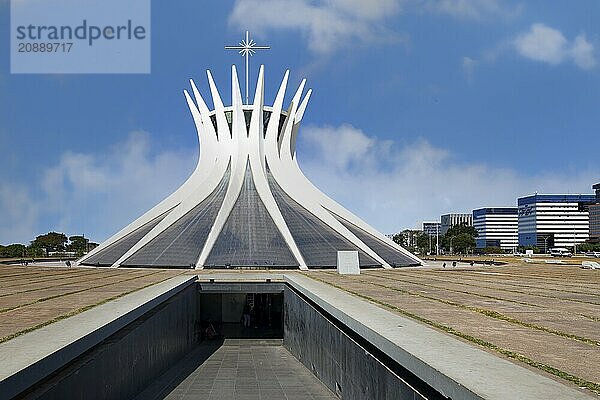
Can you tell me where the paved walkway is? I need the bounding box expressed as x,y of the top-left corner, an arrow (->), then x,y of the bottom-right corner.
136,340 -> 336,400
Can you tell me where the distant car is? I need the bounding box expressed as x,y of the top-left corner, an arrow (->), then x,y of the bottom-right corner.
586,251 -> 600,258
550,248 -> 572,257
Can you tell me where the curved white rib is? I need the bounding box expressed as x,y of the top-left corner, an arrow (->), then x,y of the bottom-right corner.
247,66 -> 307,270
196,65 -> 249,267
290,89 -> 312,158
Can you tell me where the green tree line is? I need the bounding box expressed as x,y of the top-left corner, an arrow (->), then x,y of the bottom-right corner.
393,223 -> 478,255
0,232 -> 97,258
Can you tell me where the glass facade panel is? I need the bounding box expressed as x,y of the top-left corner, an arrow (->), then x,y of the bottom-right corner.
81,209 -> 171,267
225,110 -> 233,135
211,110 -> 284,139
263,110 -> 271,138
243,110 -> 252,134
268,171 -> 379,267
209,114 -> 218,138
121,164 -> 231,268
205,161 -> 298,267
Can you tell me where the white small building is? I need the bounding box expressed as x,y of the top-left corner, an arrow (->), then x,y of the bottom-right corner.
472,208 -> 518,250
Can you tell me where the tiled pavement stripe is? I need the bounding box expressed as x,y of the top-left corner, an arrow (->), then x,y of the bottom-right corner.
0,269 -> 99,286
0,268 -> 126,288
427,268 -> 600,287
0,270 -> 169,314
0,269 -> 66,281
0,269 -> 133,298
364,271 -> 544,308
407,270 -> 600,297
394,270 -> 600,307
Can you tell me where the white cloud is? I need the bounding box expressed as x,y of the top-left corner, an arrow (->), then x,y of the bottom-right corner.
228,0 -> 522,54
0,131 -> 196,244
228,0 -> 403,54
301,124 -> 378,170
571,34 -> 597,70
514,23 -> 596,70
514,23 -> 568,65
297,124 -> 598,232
430,0 -> 520,20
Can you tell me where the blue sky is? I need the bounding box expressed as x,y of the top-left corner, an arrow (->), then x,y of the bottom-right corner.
1,0 -> 599,244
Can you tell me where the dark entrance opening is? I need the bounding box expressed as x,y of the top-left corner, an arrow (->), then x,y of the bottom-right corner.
198,290 -> 283,340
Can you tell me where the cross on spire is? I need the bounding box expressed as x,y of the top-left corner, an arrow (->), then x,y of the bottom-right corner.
225,31 -> 270,104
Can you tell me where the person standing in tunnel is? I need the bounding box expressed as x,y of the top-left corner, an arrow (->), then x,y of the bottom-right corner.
242,301 -> 251,328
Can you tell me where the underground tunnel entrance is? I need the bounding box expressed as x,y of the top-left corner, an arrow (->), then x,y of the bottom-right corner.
15,279 -> 448,400
197,281 -> 285,340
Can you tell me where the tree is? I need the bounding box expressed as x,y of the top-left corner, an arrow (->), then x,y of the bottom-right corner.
442,223 -> 478,254
0,244 -> 27,258
26,243 -> 44,258
451,233 -> 476,254
31,232 -> 68,255
415,231 -> 431,254
445,223 -> 478,239
392,232 -> 406,247
476,246 -> 504,255
68,235 -> 89,257
518,245 -> 540,254
579,243 -> 600,252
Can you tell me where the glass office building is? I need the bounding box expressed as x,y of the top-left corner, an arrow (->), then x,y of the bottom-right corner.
473,208 -> 518,250
518,194 -> 596,251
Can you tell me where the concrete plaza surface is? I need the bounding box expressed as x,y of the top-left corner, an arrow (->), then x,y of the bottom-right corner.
0,265 -> 184,343
0,261 -> 599,396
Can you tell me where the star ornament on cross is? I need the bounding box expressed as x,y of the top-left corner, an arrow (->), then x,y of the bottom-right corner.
225,31 -> 270,104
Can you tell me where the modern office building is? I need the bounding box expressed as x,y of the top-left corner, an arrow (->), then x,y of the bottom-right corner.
78,67 -> 421,269
518,194 -> 596,251
472,208 -> 518,250
422,221 -> 441,237
440,213 -> 472,235
589,183 -> 600,243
